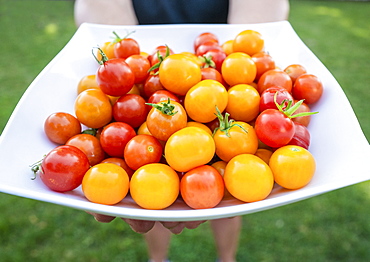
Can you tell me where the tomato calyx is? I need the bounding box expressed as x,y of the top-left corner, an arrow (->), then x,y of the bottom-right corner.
274,92 -> 318,119
148,45 -> 171,74
30,158 -> 44,180
146,98 -> 178,116
199,55 -> 216,69
112,31 -> 135,43
92,47 -> 109,65
213,106 -> 247,137
82,128 -> 98,136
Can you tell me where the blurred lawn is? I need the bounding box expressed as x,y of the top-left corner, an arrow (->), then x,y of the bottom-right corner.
0,1 -> 369,262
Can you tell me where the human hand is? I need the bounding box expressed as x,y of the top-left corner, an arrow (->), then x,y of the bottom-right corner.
86,212 -> 206,234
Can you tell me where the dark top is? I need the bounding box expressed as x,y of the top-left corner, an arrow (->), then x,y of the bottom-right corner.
132,0 -> 229,24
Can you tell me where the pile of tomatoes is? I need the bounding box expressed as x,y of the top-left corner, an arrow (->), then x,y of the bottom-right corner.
33,29 -> 323,210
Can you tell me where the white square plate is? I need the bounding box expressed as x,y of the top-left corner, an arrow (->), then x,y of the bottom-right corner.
0,21 -> 369,221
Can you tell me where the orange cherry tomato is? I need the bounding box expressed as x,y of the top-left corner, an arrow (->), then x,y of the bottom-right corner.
284,64 -> 307,84
146,100 -> 188,141
232,30 -> 264,56
254,148 -> 273,165
211,160 -> 232,199
159,54 -> 202,96
221,52 -> 257,86
77,74 -> 99,94
44,112 -> 81,144
74,89 -> 112,129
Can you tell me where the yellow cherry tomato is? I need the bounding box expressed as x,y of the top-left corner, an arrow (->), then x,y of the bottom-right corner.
221,39 -> 234,56
224,154 -> 274,202
226,84 -> 260,123
269,145 -> 316,190
184,79 -> 228,123
82,163 -> 130,205
165,127 -> 215,172
186,121 -> 212,135
159,54 -> 202,96
130,163 -> 180,210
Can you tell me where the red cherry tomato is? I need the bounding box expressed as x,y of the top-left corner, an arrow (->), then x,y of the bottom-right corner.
194,32 -> 219,52
99,122 -> 136,157
257,69 -> 292,95
288,122 -> 311,149
180,165 -> 224,209
37,145 -> 90,192
95,56 -> 135,97
125,54 -> 151,84
292,74 -> 323,104
259,87 -> 294,112
113,32 -> 140,59
112,94 -> 148,128
124,134 -> 163,170
44,112 -> 81,144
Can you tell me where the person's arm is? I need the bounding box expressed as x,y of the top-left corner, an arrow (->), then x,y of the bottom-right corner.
74,0 -> 138,27
228,0 -> 290,24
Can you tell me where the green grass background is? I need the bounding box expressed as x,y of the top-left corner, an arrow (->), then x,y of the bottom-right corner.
0,1 -> 369,261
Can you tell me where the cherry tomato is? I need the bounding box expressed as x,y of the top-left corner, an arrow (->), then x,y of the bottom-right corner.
74,89 -> 112,129
224,154 -> 274,202
77,74 -> 99,94
100,157 -> 134,179
287,122 -> 311,150
113,32 -> 140,59
124,134 -> 163,170
65,133 -> 106,166
255,108 -> 295,148
213,113 -> 258,162
186,121 -> 212,135
143,74 -> 165,99
159,54 -> 202,96
181,165 -> 224,209
226,84 -> 260,123
38,145 -> 90,192
221,39 -> 233,55
284,64 -> 307,84
44,112 -> 81,144
99,122 -> 136,157
257,69 -> 293,95
147,90 -> 180,112
202,49 -> 227,72
251,52 -> 276,81
96,41 -> 116,60
112,94 -> 148,128
269,145 -> 316,189
221,52 -> 257,86
130,163 -> 180,210
254,148 -> 273,165
95,50 -> 135,97
196,42 -> 223,57
125,54 -> 151,84
232,30 -> 264,56
292,100 -> 311,127
146,99 -> 187,141
211,160 -> 232,199
194,32 -> 219,52
148,45 -> 175,68
292,74 -> 323,104
201,67 -> 226,86
82,163 -> 130,205
164,127 -> 215,172
259,86 -> 294,112
184,79 -> 228,123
